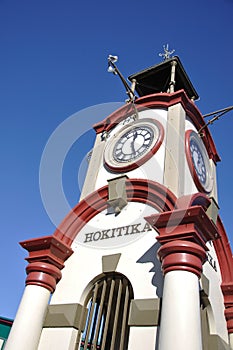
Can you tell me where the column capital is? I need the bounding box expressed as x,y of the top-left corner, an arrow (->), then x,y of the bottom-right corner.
25,261 -> 62,293
145,205 -> 219,249
20,235 -> 73,292
224,307 -> 233,334
145,205 -> 219,278
221,283 -> 233,333
20,235 -> 73,269
157,240 -> 206,278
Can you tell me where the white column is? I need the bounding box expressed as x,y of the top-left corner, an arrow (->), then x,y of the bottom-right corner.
5,285 -> 50,350
163,103 -> 185,198
158,270 -> 202,350
229,333 -> 233,349
80,133 -> 105,200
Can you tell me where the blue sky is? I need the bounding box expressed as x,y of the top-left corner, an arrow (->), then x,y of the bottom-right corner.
0,0 -> 233,319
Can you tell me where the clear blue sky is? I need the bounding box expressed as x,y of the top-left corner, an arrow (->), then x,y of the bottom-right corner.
0,0 -> 232,319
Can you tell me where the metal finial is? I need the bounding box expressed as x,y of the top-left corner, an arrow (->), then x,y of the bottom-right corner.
159,44 -> 175,61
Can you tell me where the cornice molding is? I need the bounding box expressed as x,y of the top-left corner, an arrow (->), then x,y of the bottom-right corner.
93,90 -> 220,162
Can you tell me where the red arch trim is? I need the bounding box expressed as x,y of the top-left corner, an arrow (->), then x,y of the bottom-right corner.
214,217 -> 233,284
21,177 -> 233,332
214,217 -> 233,333
54,179 -> 177,246
93,90 -> 220,163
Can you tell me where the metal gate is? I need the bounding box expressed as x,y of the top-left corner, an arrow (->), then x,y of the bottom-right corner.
79,273 -> 133,350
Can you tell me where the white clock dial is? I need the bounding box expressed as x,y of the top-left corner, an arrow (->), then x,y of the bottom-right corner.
186,130 -> 213,192
104,118 -> 164,172
190,140 -> 207,185
113,125 -> 154,162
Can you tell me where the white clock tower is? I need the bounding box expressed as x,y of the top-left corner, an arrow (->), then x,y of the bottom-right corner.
5,52 -> 233,350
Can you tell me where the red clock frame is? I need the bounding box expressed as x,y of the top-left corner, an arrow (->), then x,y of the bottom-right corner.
185,129 -> 212,193
104,119 -> 164,173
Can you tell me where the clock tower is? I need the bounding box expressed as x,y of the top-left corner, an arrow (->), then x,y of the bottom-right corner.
5,52 -> 233,350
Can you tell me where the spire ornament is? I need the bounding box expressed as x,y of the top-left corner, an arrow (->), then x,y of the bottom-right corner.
159,44 -> 175,61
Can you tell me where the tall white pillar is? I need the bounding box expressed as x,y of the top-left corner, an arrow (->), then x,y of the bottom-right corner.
229,333 -> 233,349
157,240 -> 206,350
5,285 -> 51,350
5,236 -> 72,350
146,204 -> 218,350
158,270 -> 202,350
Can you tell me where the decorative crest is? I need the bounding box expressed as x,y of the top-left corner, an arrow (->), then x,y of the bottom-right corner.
159,44 -> 175,61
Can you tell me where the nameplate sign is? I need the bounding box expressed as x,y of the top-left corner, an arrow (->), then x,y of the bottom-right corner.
83,222 -> 152,243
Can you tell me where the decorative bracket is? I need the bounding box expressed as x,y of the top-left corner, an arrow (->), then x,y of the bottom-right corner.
107,175 -> 128,215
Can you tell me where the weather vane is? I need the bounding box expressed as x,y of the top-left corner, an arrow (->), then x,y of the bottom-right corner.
159,44 -> 175,61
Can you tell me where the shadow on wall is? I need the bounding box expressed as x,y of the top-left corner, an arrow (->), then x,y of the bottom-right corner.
136,241 -> 164,298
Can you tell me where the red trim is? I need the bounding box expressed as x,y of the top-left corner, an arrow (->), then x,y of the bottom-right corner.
146,205 -> 219,279
104,119 -> 164,173
0,317 -> 13,326
25,262 -> 62,293
93,103 -> 137,134
158,240 -> 206,278
20,236 -> 73,292
93,90 -> 220,163
53,179 -> 177,245
146,205 -> 219,246
176,192 -> 211,210
214,217 -> 233,333
214,217 -> 233,286
224,307 -> 233,333
20,180 -> 177,291
146,202 -> 233,334
19,183 -> 233,333
20,236 -> 73,270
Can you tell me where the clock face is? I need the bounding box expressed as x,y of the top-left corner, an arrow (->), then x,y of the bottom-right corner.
190,137 -> 207,185
113,125 -> 154,163
104,118 -> 164,172
186,130 -> 213,192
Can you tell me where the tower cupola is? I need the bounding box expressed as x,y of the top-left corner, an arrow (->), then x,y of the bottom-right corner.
128,56 -> 199,101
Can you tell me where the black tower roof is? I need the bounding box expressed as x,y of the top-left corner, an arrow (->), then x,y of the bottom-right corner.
128,56 -> 199,101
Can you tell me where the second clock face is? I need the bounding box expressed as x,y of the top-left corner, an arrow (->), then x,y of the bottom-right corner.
190,136 -> 207,185
186,130 -> 213,193
104,118 -> 164,172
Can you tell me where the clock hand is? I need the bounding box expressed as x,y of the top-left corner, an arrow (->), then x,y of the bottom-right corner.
131,130 -> 137,154
133,129 -> 137,141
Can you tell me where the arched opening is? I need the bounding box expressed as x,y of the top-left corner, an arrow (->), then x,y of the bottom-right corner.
79,273 -> 133,350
